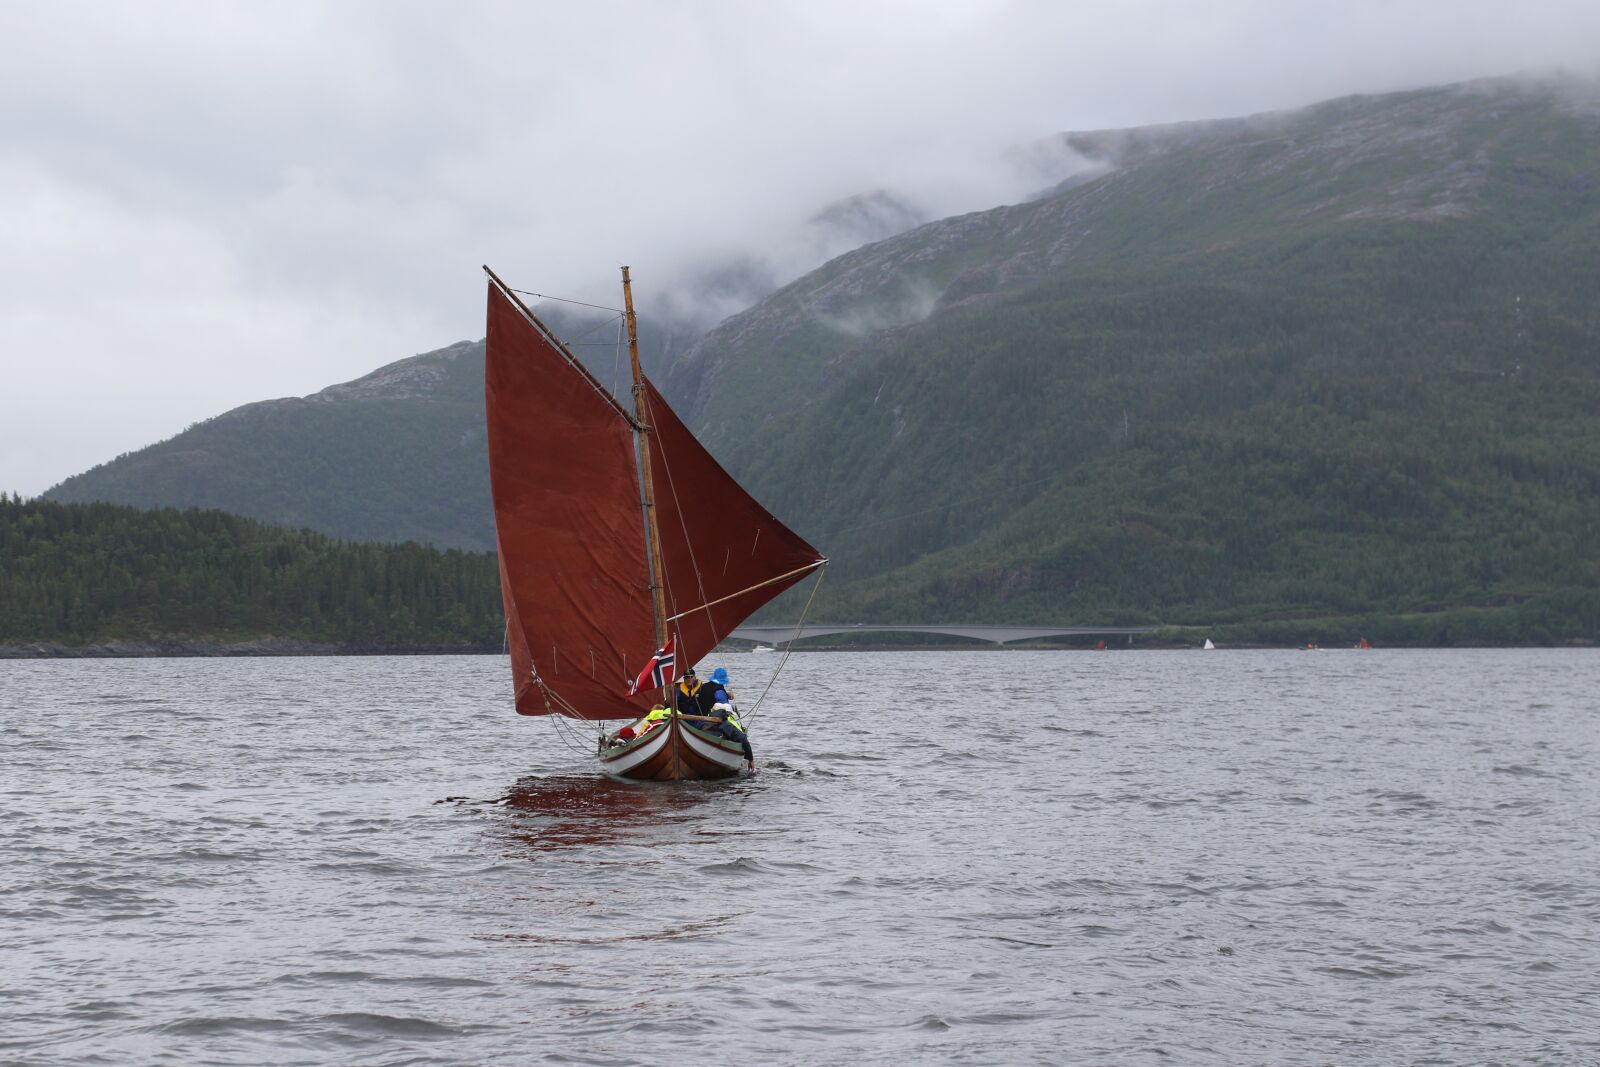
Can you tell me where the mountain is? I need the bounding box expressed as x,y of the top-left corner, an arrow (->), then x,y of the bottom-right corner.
43,189 -> 935,549
45,75 -> 1600,642
664,75 -> 1600,639
47,340 -> 497,549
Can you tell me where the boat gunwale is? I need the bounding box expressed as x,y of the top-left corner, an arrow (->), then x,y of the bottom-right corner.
598,713 -> 746,760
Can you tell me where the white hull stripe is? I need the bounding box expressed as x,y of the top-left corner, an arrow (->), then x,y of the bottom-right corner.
597,721 -> 745,775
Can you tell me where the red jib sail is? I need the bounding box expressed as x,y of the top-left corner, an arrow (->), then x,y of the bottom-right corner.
643,379 -> 823,665
485,278 -> 823,720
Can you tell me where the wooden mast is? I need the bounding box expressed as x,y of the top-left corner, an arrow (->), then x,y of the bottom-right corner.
623,266 -> 670,650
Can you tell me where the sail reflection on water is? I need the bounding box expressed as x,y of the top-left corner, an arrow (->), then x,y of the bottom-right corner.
490,775 -> 720,852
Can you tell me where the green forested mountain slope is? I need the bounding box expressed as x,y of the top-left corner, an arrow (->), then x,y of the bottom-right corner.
47,341 -> 497,550
0,497 -> 501,649
667,77 -> 1600,638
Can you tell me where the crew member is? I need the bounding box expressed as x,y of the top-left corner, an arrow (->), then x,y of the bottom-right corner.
675,668 -> 705,716
698,666 -> 734,714
705,700 -> 755,773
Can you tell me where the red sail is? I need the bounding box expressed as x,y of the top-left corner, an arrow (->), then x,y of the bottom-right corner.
485,277 -> 824,721
485,283 -> 657,720
643,379 -> 824,670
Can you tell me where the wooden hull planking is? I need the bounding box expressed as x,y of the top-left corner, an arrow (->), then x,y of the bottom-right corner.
598,713 -> 745,781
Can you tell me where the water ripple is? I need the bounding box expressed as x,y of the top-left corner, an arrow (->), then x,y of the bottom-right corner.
2,650 -> 1598,1064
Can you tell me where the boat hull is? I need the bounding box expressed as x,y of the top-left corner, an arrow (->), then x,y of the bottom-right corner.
598,714 -> 745,781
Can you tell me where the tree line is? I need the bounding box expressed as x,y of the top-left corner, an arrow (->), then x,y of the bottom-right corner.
0,496 -> 503,649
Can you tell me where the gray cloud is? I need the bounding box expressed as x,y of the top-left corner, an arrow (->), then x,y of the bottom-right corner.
3,0 -> 1599,494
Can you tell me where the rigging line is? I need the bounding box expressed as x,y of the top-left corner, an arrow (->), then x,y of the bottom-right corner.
827,472 -> 1061,538
531,671 -> 587,721
549,712 -> 601,757
742,564 -> 825,728
537,678 -> 623,747
560,313 -> 625,345
530,674 -> 602,754
664,561 -> 828,623
611,316 -> 625,405
509,288 -> 624,314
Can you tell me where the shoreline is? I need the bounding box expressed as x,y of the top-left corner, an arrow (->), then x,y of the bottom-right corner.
3,639 -> 1595,659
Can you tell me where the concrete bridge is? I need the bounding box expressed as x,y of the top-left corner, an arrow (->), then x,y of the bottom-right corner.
728,623 -> 1157,646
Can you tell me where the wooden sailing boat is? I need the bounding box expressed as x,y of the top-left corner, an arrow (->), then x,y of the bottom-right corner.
483,266 -> 826,780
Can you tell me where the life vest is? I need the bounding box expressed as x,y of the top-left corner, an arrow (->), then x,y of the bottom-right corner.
675,679 -> 703,714
640,705 -> 672,733
711,702 -> 743,731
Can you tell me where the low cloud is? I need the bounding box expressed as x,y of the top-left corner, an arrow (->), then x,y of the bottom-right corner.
819,277 -> 946,339
4,1 -> 1600,493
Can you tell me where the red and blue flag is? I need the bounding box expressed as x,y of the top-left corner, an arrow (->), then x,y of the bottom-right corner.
628,637 -> 676,696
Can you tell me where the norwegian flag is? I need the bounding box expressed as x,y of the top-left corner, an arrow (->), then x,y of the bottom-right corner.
628,637 -> 676,696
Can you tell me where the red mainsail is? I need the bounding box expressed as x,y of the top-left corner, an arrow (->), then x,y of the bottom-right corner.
485,276 -> 824,720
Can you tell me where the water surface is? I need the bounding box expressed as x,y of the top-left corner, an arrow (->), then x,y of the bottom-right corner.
3,649 -> 1598,1064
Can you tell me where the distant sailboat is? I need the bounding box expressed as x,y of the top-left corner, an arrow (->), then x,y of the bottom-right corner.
483,266 -> 826,780
1202,638 -> 1215,650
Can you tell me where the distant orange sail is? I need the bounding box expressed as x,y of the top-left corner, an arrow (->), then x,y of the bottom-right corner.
484,278 -> 823,720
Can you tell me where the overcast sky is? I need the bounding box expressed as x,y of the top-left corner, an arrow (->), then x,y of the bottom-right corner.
3,0 -> 1598,496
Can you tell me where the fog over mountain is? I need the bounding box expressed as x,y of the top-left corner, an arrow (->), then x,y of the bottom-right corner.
4,1 -> 1600,495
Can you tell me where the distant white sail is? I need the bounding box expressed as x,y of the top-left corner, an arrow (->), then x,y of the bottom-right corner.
1202,638 -> 1215,650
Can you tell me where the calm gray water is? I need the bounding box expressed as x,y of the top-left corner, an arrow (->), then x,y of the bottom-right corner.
2,649 -> 1598,1066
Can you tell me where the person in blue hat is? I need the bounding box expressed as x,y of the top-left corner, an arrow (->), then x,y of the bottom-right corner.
698,667 -> 733,712
687,666 -> 754,772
